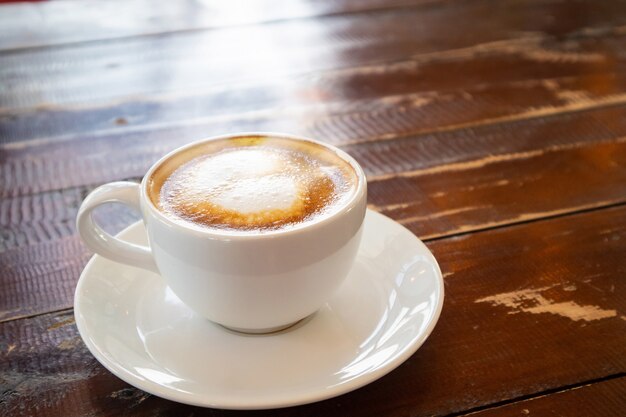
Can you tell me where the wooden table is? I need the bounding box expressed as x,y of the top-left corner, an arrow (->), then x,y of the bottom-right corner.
1,0 -> 626,415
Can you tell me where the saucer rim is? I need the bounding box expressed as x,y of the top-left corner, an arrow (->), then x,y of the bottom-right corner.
74,209 -> 444,409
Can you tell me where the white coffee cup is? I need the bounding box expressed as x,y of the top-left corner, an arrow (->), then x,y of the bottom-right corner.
77,133 -> 367,333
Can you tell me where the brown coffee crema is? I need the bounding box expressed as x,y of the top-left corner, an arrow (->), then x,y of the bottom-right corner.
147,136 -> 358,233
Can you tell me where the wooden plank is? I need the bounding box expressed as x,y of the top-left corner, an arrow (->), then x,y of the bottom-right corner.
3,29 -> 626,146
0,185 -> 139,251
0,237 -> 85,322
371,139 -> 626,239
0,310 -> 136,417
0,0 -> 437,51
1,205 -> 624,416
0,193 -> 139,320
7,136 -> 626,252
2,0 -> 626,110
3,134 -> 626,321
3,95 -> 626,199
464,378 -> 626,417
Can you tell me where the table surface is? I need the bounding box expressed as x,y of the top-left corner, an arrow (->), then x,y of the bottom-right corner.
1,0 -> 625,416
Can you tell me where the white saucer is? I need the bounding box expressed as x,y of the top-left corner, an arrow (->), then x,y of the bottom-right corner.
74,209 -> 444,409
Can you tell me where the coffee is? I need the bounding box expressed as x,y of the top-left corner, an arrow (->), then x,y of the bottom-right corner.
147,135 -> 358,233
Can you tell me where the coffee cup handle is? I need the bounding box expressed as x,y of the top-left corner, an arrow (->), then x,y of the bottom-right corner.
77,181 -> 159,273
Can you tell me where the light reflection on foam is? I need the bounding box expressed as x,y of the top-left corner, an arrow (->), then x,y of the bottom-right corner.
180,149 -> 300,214
208,176 -> 298,214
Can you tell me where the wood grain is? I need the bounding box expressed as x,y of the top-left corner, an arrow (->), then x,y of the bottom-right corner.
0,186 -> 139,252
0,0 -> 439,51
0,198 -> 139,321
372,139 -> 626,239
467,378 -> 626,417
0,237 -> 86,322
4,33 -> 626,146
3,97 -> 626,199
2,0 -> 626,110
1,205 -> 624,416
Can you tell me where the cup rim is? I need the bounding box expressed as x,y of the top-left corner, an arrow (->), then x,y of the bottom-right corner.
141,132 -> 367,240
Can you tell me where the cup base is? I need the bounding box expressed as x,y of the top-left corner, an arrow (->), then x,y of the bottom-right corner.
218,315 -> 312,335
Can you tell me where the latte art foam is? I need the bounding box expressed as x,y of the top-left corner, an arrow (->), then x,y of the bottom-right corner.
148,136 -> 358,232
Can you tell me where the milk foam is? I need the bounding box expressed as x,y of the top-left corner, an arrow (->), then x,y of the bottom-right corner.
150,136 -> 357,232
